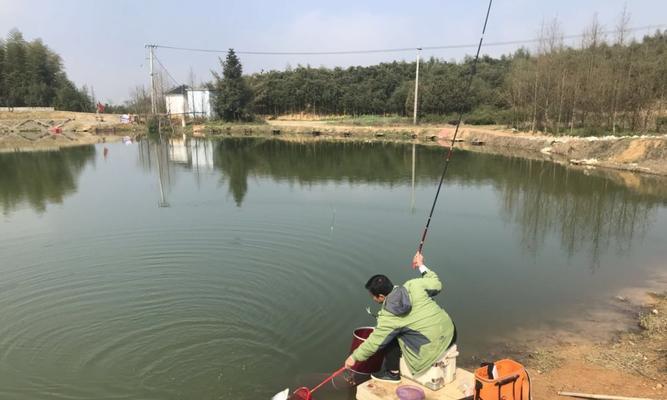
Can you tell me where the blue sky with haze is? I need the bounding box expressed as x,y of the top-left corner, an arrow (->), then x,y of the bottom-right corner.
1,0 -> 664,103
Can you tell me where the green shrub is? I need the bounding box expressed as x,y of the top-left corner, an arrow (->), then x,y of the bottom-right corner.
147,116 -> 159,134
420,114 -> 454,124
465,116 -> 495,125
577,126 -> 605,137
657,116 -> 667,133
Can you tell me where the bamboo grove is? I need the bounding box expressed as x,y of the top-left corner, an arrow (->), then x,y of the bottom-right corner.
0,29 -> 94,111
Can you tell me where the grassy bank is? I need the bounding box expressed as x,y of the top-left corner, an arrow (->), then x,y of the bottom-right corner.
274,112 -> 665,137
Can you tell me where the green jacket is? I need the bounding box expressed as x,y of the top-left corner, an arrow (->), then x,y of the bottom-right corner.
351,268 -> 455,375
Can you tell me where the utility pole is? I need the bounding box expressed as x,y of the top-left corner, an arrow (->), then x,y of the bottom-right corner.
147,44 -> 156,115
413,48 -> 421,125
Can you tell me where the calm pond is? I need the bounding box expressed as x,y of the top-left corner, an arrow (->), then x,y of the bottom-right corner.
1,138 -> 666,399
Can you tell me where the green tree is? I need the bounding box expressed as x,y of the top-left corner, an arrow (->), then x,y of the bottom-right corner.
4,29 -> 28,107
212,49 -> 253,121
0,29 -> 93,111
0,38 -> 5,106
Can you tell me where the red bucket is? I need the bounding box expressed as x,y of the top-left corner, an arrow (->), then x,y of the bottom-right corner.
349,327 -> 386,374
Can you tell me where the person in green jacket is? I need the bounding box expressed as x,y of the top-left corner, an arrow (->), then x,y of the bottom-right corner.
344,251 -> 456,383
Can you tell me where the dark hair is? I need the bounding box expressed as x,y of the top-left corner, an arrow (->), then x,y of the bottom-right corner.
365,274 -> 393,296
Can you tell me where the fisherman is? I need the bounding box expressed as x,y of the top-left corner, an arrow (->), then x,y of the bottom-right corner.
344,251 -> 456,383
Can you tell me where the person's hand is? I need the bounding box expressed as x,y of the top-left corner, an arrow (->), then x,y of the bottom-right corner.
344,355 -> 356,369
412,251 -> 424,269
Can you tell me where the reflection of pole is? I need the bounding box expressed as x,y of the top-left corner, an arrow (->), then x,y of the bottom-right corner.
194,138 -> 201,189
410,142 -> 416,213
413,48 -> 421,125
156,141 -> 169,208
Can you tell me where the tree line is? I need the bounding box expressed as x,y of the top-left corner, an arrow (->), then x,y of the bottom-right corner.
212,15 -> 665,135
245,55 -> 510,120
4,17 -> 662,136
0,29 -> 94,111
506,16 -> 667,135
212,50 -> 510,124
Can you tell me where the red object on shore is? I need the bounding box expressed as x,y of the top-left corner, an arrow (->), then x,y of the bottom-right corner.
349,327 -> 386,374
49,127 -> 62,134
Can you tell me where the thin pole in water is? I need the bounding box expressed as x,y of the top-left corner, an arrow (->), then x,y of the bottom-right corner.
417,0 -> 494,253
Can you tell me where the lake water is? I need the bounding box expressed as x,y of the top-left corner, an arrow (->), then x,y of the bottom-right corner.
1,138 -> 666,399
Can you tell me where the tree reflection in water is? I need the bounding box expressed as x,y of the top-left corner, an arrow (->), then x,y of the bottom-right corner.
212,138 -> 445,206
209,138 -> 666,268
0,146 -> 95,214
496,158 -> 661,270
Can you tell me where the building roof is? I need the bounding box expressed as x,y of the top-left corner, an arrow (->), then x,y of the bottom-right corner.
166,85 -> 189,95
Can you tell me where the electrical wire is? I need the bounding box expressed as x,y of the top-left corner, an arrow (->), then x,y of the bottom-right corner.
148,24 -> 665,56
153,54 -> 182,88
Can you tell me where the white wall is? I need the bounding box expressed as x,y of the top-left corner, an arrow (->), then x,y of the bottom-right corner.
165,94 -> 187,116
186,89 -> 212,119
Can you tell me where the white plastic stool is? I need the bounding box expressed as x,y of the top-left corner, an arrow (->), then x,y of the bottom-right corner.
399,344 -> 459,391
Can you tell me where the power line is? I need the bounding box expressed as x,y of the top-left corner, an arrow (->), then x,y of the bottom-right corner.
153,54 -> 181,88
150,24 -> 665,56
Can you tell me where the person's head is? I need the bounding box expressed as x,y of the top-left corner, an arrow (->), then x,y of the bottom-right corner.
365,274 -> 393,303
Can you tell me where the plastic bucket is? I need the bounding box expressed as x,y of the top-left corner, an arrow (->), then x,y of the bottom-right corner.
349,327 -> 386,374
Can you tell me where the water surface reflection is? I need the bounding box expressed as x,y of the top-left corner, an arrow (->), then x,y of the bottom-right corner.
1,138 -> 666,400
0,146 -> 95,214
157,138 -> 664,266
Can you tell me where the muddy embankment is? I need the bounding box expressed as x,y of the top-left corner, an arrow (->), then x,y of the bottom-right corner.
203,120 -> 667,177
0,111 -> 140,151
2,111 -> 666,181
444,126 -> 667,177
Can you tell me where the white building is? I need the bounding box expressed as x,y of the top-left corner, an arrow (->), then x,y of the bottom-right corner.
186,88 -> 212,119
165,85 -> 213,119
165,85 -> 188,116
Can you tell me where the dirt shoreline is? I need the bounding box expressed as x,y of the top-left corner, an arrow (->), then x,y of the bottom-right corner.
0,110 -> 138,151
503,273 -> 667,400
2,111 -> 666,178
260,120 -> 667,177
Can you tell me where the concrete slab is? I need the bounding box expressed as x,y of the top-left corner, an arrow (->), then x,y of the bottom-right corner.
356,368 -> 474,400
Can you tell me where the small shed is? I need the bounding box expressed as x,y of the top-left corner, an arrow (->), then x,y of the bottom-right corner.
165,85 -> 213,119
165,85 -> 189,116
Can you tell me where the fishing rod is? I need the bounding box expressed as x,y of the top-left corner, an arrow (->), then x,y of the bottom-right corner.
417,0 -> 493,253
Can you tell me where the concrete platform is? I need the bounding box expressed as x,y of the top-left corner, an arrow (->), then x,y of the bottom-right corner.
356,368 -> 474,400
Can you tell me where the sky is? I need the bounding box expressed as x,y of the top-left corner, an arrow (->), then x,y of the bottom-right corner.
1,0 -> 665,103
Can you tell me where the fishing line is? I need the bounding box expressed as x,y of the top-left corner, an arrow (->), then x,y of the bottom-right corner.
417,0 -> 493,253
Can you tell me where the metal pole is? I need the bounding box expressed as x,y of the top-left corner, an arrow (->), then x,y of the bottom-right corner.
413,48 -> 421,125
148,45 -> 156,115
